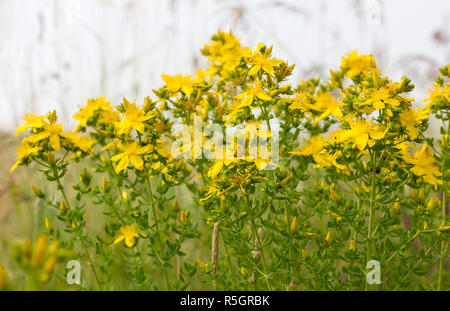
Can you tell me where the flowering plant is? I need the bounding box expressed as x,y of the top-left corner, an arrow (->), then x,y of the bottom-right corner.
3,30 -> 448,291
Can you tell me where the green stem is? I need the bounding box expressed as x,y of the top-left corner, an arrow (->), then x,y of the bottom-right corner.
52,166 -> 101,290
250,218 -> 272,290
221,234 -> 237,289
438,122 -> 448,290
144,172 -> 170,290
366,151 -> 377,291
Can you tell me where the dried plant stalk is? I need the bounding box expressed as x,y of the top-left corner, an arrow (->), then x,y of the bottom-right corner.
212,222 -> 220,276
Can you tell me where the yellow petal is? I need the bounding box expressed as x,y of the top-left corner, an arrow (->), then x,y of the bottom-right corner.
256,91 -> 272,101
262,65 -> 274,75
243,94 -> 254,107
113,235 -> 125,245
354,134 -> 368,150
182,85 -> 193,95
124,236 -> 136,248
135,122 -> 145,134
115,156 -> 129,173
130,155 -> 144,170
370,128 -> 386,140
10,161 -> 20,172
248,65 -> 261,76
49,134 -> 61,151
111,153 -> 125,162
208,161 -> 223,178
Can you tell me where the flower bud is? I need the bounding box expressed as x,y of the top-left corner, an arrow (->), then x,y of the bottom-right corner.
290,216 -> 298,234
45,218 -> 52,232
173,199 -> 179,212
394,199 -> 401,214
326,231 -> 332,246
418,189 -> 425,202
180,210 -> 188,224
349,239 -> 356,251
240,266 -> 247,276
121,189 -> 129,201
427,197 -> 435,210
60,201 -> 67,213
80,168 -> 91,186
330,188 -> 339,203
397,76 -> 407,92
31,185 -> 44,198
101,177 -> 109,193
47,152 -> 56,165
32,235 -> 47,268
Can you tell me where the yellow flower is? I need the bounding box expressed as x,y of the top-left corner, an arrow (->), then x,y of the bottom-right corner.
161,74 -> 196,95
113,225 -> 146,248
73,97 -> 114,131
116,98 -> 154,135
15,113 -> 47,135
208,159 -> 236,178
399,109 -> 419,140
248,48 -> 283,75
403,143 -> 442,187
312,93 -> 343,125
339,119 -> 386,150
224,100 -> 245,123
25,116 -> 64,151
196,259 -> 207,270
111,142 -> 152,173
424,83 -> 449,105
314,151 -> 349,174
362,87 -> 400,110
10,141 -> 41,172
235,80 -> 272,107
290,135 -> 327,157
288,92 -> 310,111
61,133 -> 97,153
340,50 -> 377,78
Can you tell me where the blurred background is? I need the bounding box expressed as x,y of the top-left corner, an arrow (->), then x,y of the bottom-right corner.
0,0 -> 448,131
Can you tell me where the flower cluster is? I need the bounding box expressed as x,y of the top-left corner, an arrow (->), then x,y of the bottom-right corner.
6,31 -> 449,291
